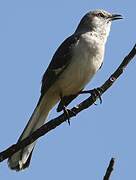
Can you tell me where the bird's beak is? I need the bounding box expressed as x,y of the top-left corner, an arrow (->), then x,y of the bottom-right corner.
110,14 -> 123,21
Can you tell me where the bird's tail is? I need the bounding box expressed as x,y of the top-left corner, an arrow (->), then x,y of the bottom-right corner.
8,92 -> 59,171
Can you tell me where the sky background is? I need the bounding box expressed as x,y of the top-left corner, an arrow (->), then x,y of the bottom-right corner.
0,0 -> 136,179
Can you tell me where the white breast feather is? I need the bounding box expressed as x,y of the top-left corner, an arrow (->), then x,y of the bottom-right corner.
56,32 -> 105,96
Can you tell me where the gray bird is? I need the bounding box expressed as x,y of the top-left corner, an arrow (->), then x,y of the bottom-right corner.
8,9 -> 122,171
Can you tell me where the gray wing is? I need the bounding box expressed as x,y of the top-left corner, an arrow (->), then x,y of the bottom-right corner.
40,34 -> 80,100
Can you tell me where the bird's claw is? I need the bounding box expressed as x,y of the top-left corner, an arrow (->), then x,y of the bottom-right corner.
62,106 -> 76,125
80,88 -> 103,105
91,88 -> 102,105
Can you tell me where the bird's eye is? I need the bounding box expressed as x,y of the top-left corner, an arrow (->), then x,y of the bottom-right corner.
97,13 -> 105,18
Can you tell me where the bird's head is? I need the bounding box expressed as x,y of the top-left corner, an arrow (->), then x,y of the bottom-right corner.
75,9 -> 123,40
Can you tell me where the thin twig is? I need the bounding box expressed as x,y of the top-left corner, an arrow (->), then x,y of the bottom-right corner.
0,44 -> 136,163
103,158 -> 115,180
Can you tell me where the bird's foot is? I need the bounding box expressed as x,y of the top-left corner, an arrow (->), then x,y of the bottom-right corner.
62,106 -> 76,125
80,88 -> 103,105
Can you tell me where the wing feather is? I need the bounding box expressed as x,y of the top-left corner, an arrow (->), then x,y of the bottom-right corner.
40,34 -> 80,98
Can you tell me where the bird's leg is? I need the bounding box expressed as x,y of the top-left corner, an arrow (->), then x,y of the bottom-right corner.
60,96 -> 76,126
62,105 -> 71,125
80,88 -> 103,104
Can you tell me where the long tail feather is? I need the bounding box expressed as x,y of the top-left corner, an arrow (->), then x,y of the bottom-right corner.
8,93 -> 59,171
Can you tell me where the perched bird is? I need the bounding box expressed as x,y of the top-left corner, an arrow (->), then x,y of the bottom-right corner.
8,9 -> 122,171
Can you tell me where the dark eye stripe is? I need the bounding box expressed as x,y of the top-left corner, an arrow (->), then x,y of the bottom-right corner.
97,13 -> 105,18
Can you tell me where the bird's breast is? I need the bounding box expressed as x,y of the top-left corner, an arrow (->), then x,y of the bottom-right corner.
56,34 -> 105,96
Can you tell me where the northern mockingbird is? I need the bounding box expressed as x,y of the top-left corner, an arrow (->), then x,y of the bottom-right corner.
8,9 -> 122,171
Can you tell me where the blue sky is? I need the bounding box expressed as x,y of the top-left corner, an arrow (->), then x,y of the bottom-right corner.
0,0 -> 136,179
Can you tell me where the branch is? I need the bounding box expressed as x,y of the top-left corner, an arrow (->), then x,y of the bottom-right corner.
103,158 -> 115,180
0,44 -> 136,163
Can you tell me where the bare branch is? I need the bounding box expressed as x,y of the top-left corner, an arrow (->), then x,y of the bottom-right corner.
103,158 -> 115,180
0,44 -> 136,163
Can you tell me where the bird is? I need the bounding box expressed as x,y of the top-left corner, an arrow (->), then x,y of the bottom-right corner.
8,9 -> 122,171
